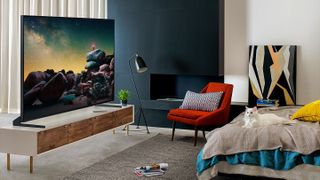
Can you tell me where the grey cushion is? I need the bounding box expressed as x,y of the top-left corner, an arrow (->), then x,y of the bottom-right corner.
179,91 -> 223,111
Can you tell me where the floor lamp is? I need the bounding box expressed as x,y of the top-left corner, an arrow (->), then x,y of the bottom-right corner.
129,53 -> 150,134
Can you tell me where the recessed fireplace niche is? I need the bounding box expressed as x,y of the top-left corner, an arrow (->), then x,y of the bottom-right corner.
150,74 -> 224,100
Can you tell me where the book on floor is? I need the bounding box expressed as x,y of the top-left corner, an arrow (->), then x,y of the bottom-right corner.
134,163 -> 168,177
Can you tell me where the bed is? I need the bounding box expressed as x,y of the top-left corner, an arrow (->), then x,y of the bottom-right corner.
197,106 -> 320,180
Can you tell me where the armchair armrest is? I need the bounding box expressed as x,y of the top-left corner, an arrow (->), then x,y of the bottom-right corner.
196,108 -> 228,126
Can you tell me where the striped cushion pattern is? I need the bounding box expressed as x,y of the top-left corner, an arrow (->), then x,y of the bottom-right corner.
179,91 -> 223,112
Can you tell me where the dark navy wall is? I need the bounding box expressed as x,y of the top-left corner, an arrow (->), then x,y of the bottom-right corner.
108,0 -> 224,129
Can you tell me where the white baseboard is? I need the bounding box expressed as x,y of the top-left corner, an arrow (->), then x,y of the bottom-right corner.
8,108 -> 20,114
0,108 -> 20,114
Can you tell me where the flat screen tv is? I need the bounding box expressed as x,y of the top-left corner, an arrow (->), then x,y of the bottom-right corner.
14,16 -> 115,127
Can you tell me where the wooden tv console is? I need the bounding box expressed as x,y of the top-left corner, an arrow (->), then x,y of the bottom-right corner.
0,105 -> 134,173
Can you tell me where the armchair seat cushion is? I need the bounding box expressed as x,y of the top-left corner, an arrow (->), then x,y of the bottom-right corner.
168,108 -> 210,120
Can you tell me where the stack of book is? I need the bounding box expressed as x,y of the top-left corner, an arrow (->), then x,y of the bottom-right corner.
256,99 -> 279,107
134,163 -> 168,177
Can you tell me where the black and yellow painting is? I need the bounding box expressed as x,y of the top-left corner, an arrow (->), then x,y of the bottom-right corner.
249,45 -> 296,106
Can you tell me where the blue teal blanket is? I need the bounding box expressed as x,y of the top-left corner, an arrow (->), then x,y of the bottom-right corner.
197,148 -> 320,174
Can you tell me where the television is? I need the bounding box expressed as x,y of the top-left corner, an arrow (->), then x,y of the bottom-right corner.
14,16 -> 115,128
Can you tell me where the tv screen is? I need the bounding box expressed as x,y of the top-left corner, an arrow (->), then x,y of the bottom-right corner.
22,16 -> 115,122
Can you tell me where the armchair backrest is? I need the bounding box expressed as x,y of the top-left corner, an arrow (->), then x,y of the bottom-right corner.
200,82 -> 233,120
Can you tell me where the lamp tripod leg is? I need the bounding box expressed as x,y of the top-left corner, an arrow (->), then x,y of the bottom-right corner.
140,108 -> 150,134
136,108 -> 142,129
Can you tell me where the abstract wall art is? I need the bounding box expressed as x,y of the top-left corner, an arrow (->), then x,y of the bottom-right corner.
248,45 -> 297,106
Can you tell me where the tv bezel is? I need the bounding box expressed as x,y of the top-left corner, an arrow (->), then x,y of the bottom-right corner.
14,15 -> 115,128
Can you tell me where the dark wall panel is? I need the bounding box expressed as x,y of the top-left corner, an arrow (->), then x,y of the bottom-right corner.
109,0 -> 222,76
109,0 -> 224,129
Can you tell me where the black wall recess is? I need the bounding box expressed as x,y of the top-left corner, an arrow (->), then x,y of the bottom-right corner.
109,0 -> 224,129
150,74 -> 224,100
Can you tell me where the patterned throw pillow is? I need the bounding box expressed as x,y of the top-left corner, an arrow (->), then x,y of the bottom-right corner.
179,91 -> 224,111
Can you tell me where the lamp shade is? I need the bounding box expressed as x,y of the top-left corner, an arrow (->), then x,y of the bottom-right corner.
134,54 -> 148,73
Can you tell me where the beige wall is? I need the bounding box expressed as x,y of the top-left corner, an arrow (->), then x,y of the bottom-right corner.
225,0 -> 320,104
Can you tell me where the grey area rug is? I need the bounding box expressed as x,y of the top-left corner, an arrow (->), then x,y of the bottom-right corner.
63,134 -> 205,180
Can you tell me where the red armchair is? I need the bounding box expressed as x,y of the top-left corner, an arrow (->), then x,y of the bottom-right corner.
167,82 -> 233,146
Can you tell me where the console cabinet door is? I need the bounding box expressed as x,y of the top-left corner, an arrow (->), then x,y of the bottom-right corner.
114,107 -> 133,126
93,113 -> 115,134
68,119 -> 93,143
37,125 -> 68,153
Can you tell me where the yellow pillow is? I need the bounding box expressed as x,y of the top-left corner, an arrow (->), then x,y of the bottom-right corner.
291,100 -> 320,122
